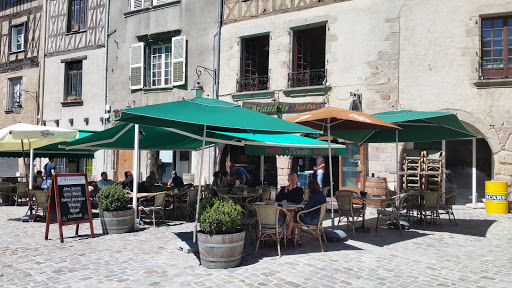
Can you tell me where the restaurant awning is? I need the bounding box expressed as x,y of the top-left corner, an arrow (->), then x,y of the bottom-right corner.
211,131 -> 345,156
0,130 -> 97,159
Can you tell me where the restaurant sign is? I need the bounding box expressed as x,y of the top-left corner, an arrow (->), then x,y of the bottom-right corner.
245,145 -> 345,157
243,101 -> 323,115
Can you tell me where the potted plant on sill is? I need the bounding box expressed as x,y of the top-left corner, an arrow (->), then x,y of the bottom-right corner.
97,184 -> 134,235
197,197 -> 244,269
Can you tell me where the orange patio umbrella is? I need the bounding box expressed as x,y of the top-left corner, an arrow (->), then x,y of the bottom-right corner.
285,107 -> 401,225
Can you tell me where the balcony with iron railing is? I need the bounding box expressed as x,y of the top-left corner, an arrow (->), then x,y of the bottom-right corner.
288,69 -> 327,88
236,75 -> 270,93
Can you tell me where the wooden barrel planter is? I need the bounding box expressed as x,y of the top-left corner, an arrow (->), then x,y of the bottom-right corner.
99,208 -> 135,235
366,177 -> 388,207
197,230 -> 245,269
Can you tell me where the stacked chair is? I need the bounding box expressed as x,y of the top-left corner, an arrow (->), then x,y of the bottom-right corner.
402,150 -> 444,192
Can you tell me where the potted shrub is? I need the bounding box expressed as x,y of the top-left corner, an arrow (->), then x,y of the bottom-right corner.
97,184 -> 134,235
197,197 -> 244,269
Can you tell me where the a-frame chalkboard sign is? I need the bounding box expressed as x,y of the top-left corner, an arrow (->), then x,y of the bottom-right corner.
45,173 -> 94,243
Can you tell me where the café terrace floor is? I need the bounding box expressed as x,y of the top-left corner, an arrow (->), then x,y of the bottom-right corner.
1,205 -> 511,288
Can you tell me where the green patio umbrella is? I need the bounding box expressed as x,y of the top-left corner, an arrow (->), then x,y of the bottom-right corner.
62,123 -> 214,151
332,110 -> 476,193
117,98 -> 318,240
331,110 -> 476,143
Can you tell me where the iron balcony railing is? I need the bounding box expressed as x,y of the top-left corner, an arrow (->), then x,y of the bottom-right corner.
288,69 -> 327,88
236,75 -> 270,92
478,59 -> 512,80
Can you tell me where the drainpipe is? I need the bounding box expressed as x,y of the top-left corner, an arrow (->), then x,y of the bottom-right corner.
39,0 -> 48,125
215,0 -> 222,100
103,0 -> 111,172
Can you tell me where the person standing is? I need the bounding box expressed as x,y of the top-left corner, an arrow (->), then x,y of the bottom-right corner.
313,156 -> 325,189
229,164 -> 251,187
42,155 -> 56,189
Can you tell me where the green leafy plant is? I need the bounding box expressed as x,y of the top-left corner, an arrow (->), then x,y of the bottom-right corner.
199,197 -> 243,236
97,184 -> 130,211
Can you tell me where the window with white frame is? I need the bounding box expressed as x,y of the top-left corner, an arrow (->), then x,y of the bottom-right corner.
130,35 -> 186,89
7,78 -> 22,111
151,45 -> 172,87
11,23 -> 25,52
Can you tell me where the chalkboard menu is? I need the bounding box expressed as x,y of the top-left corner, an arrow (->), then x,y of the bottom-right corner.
45,173 -> 94,243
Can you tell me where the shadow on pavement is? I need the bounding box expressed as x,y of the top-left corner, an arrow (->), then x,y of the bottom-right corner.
409,218 -> 497,238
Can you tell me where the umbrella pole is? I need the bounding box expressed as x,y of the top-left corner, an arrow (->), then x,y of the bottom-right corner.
396,130 -> 400,193
21,141 -> 31,213
132,124 -> 140,226
193,125 -> 207,243
260,155 -> 264,185
328,120 -> 335,227
29,149 -> 34,190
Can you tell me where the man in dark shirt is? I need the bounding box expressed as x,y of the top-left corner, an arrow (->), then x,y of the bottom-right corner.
276,173 -> 304,204
168,171 -> 184,189
122,171 -> 134,191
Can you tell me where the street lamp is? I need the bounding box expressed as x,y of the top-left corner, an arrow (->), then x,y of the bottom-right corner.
12,90 -> 38,115
191,66 -> 216,98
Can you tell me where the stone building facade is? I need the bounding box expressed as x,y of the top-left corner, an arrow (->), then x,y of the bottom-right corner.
218,0 -> 512,204
107,0 -> 219,183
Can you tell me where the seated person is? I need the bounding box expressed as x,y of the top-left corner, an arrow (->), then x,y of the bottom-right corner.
286,179 -> 326,239
220,171 -> 229,187
168,171 -> 184,189
98,172 -> 115,189
32,170 -> 44,190
145,170 -> 159,187
122,171 -> 134,192
212,171 -> 221,187
229,164 -> 251,187
276,173 -> 304,204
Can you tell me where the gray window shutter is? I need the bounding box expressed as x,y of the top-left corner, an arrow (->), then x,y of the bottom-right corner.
130,43 -> 144,89
172,36 -> 186,86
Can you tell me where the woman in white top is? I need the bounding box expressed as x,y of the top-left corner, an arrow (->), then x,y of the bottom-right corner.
313,156 -> 325,189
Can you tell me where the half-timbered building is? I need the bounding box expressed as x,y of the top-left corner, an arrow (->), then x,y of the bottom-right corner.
41,0 -> 106,178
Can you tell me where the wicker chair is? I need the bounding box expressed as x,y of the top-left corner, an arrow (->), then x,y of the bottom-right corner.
375,194 -> 408,236
33,190 -> 49,222
439,191 -> 457,225
174,189 -> 198,221
335,194 -> 365,236
294,203 -> 328,252
138,192 -> 167,226
255,206 -> 290,257
14,183 -> 28,206
422,192 -> 442,226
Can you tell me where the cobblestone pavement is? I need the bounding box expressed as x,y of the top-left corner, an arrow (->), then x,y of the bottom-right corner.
1,205 -> 511,287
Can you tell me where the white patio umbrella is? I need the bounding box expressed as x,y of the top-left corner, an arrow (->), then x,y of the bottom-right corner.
0,123 -> 78,215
